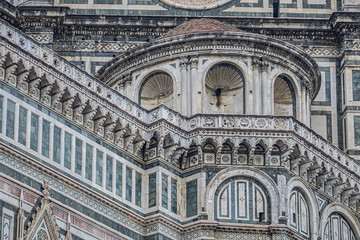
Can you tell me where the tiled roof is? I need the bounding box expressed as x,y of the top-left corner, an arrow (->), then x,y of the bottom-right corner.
159,18 -> 243,39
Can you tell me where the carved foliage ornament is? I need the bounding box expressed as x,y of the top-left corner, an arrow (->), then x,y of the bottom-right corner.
159,0 -> 233,9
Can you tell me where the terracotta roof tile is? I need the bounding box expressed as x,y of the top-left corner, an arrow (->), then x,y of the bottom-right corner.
159,18 -> 243,39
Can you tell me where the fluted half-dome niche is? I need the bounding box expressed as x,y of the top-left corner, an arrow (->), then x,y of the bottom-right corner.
274,76 -> 296,117
205,63 -> 244,114
139,72 -> 174,110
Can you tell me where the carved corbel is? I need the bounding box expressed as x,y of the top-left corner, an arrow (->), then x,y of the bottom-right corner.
62,97 -> 75,119
349,193 -> 360,210
316,170 -> 330,189
281,148 -> 293,170
114,128 -> 126,147
341,187 -> 355,205
94,116 -> 106,137
165,144 -> 179,162
308,165 -> 321,185
324,176 -> 339,196
124,134 -> 136,153
290,156 -> 304,174
83,110 -> 96,131
40,84 -> 53,106
171,148 -> 185,167
17,69 -> 29,93
333,181 -> 347,200
73,104 -> 86,124
5,63 -> 17,86
134,139 -> 146,157
104,122 -> 116,142
29,77 -> 42,100
299,159 -> 313,180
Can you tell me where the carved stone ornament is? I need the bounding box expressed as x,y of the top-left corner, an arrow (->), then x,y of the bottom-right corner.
159,0 -> 233,10
22,180 -> 62,240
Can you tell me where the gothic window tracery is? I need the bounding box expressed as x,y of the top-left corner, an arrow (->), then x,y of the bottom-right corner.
289,189 -> 310,238
323,213 -> 356,240
215,177 -> 270,224
274,75 -> 296,117
139,72 -> 174,110
205,63 -> 245,114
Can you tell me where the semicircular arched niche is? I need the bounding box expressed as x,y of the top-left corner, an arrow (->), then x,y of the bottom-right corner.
205,63 -> 244,114
274,76 -> 296,117
139,72 -> 174,110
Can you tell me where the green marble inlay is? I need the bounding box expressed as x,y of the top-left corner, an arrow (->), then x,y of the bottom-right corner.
96,150 -> 103,186
106,155 -> 113,191
171,178 -> 177,214
116,161 -> 123,196
126,167 -> 132,202
303,0 -> 331,9
0,96 -> 2,134
162,174 -> 168,209
41,120 -> 50,158
352,70 -> 360,101
30,113 -> 39,152
135,172 -> 142,207
186,179 -> 197,218
18,106 -> 27,145
85,144 -> 93,181
94,0 -> 121,3
354,116 -> 360,146
311,110 -> 332,143
6,100 -> 15,139
64,132 -> 72,169
313,67 -> 331,106
75,138 -> 83,175
149,173 -> 156,208
53,126 -> 61,164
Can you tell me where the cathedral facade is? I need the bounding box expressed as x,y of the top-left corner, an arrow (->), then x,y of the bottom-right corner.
0,0 -> 360,239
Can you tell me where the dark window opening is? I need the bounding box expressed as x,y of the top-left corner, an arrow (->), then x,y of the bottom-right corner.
273,0 -> 280,17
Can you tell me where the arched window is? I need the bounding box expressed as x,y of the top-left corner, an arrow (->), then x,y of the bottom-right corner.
274,75 -> 296,117
139,72 -> 174,110
289,189 -> 310,238
237,142 -> 249,165
220,141 -> 233,165
203,142 -> 216,164
215,177 -> 270,224
205,63 -> 245,114
323,213 -> 356,240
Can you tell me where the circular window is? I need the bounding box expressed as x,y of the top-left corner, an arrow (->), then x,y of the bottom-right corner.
36,229 -> 49,240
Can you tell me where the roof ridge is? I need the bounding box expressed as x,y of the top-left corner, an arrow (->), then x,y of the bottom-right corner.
159,18 -> 243,39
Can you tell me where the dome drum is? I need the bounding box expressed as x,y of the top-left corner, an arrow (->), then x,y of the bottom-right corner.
97,19 -> 321,126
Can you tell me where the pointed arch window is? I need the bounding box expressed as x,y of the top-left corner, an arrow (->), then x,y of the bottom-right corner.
323,213 -> 356,240
215,177 -> 270,224
289,189 -> 310,237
